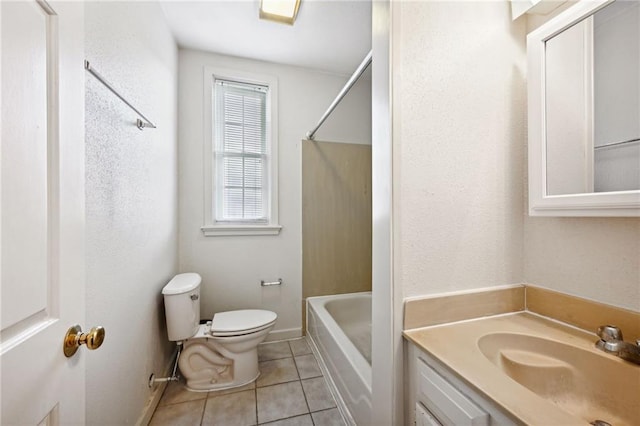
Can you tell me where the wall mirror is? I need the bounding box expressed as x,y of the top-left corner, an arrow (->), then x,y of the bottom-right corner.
528,0 -> 640,216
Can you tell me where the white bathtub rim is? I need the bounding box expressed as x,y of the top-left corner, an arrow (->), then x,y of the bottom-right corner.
306,292 -> 373,425
308,303 -> 372,400
306,293 -> 372,389
305,334 -> 355,426
306,291 -> 372,303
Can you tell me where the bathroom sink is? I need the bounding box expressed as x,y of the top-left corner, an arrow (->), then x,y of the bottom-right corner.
478,333 -> 640,426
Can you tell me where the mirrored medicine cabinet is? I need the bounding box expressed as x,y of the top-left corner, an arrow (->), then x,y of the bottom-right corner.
528,0 -> 640,216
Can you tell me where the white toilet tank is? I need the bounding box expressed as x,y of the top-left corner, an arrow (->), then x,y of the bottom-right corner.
162,273 -> 201,342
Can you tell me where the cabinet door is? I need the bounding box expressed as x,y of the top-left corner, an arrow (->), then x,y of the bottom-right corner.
417,357 -> 489,426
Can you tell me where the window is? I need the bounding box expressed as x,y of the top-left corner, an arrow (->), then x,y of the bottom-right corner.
214,80 -> 268,222
202,68 -> 280,236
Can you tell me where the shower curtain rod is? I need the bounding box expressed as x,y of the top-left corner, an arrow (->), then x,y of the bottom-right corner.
306,50 -> 372,140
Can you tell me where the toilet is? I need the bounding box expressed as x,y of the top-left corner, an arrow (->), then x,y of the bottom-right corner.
162,273 -> 277,391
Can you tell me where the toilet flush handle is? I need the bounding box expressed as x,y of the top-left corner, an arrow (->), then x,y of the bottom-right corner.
190,294 -> 198,301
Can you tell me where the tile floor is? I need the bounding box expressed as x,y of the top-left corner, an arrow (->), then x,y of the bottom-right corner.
150,337 -> 346,426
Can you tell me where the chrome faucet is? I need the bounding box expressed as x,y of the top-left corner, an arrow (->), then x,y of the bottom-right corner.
595,325 -> 640,365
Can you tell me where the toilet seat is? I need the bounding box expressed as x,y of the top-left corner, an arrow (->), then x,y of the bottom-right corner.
210,309 -> 277,337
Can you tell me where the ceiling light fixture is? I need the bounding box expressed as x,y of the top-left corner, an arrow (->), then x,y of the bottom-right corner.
259,0 -> 301,25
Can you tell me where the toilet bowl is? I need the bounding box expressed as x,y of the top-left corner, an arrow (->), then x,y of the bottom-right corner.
162,273 -> 277,391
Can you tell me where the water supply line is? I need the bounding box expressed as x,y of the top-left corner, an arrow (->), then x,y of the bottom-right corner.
149,342 -> 182,387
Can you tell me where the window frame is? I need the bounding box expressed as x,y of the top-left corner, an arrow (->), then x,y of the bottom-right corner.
202,66 -> 281,236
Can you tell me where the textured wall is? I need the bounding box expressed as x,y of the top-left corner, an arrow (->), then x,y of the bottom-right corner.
524,217 -> 640,311
393,1 -> 527,298
178,49 -> 371,339
85,2 -> 178,424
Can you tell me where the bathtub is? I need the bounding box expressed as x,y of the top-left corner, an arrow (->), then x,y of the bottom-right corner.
307,292 -> 372,425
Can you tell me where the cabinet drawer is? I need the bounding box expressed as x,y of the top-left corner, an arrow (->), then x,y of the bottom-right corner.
417,357 -> 489,426
416,403 -> 443,426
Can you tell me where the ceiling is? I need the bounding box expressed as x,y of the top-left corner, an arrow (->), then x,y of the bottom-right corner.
160,0 -> 372,75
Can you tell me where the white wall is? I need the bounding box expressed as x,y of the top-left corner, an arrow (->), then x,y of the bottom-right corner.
85,2 -> 178,424
523,217 -> 640,311
178,49 -> 371,338
393,1 -> 527,298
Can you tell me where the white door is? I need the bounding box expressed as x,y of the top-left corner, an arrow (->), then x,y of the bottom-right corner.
1,1 -> 86,424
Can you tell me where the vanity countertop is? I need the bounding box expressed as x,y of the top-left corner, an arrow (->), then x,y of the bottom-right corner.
404,312 -> 639,426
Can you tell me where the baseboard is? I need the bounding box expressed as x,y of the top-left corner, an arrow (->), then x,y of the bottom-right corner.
264,327 -> 301,342
135,348 -> 177,426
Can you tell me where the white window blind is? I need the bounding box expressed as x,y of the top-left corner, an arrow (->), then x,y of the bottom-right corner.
214,79 -> 269,223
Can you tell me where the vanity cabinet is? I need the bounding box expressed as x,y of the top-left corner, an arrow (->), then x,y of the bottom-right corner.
406,342 -> 518,426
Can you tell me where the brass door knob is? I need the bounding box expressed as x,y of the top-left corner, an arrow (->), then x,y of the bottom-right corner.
63,325 -> 106,358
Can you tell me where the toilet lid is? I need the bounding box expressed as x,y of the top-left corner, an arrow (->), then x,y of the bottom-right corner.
211,309 -> 277,336
162,273 -> 201,295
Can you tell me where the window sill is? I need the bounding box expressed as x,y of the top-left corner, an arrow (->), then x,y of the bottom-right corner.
201,224 -> 282,237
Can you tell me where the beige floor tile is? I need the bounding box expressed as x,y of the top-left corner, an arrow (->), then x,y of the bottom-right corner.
294,354 -> 322,379
257,358 -> 299,387
158,381 -> 208,407
256,381 -> 309,424
288,338 -> 312,356
301,377 -> 335,412
258,341 -> 292,361
259,414 -> 314,426
311,408 -> 346,426
149,399 -> 205,426
202,389 -> 256,425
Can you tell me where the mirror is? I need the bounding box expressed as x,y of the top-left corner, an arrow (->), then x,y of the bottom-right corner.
545,0 -> 639,195
528,0 -> 640,216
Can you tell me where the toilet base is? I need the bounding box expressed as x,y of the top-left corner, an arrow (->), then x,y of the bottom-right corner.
177,324 -> 273,392
184,371 -> 260,393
